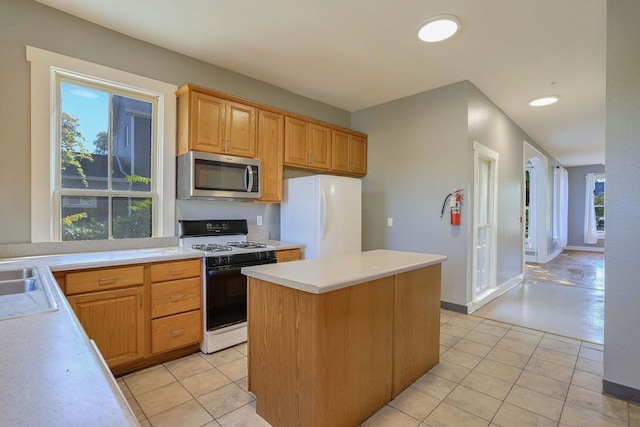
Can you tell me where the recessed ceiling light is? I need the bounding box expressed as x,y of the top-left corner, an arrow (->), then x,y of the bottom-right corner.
529,96 -> 559,107
417,15 -> 460,43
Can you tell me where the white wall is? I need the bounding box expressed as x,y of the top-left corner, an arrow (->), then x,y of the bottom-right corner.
603,0 -> 640,399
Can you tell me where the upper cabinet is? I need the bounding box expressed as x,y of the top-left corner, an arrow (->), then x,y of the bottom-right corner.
331,130 -> 367,176
177,86 -> 256,158
256,110 -> 284,203
176,83 -> 368,184
284,117 -> 331,170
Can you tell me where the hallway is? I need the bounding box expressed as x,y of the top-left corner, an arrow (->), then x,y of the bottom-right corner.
473,251 -> 604,344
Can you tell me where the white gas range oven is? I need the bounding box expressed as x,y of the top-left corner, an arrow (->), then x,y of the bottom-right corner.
179,219 -> 276,353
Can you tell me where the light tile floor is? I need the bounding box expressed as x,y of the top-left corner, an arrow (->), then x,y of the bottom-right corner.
118,310 -> 639,427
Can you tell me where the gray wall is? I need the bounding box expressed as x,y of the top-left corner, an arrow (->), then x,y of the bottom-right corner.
352,81 -> 549,307
0,0 -> 350,245
352,82 -> 469,305
604,0 -> 640,397
566,164 -> 605,249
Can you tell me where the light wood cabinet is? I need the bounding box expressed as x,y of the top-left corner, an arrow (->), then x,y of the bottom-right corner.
276,248 -> 301,263
65,267 -> 146,369
58,257 -> 202,375
150,259 -> 202,355
256,110 -> 284,202
332,130 -> 367,176
284,117 -> 331,170
247,264 -> 441,427
177,86 -> 256,158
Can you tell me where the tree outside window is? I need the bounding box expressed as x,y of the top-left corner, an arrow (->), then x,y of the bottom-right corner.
59,80 -> 154,241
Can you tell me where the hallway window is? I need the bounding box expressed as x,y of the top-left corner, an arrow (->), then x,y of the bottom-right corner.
594,175 -> 605,235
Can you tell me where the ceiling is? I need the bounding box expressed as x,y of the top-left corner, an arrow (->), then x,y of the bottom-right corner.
36,0 -> 606,167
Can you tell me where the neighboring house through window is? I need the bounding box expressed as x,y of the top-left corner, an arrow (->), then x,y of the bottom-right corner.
27,46 -> 177,242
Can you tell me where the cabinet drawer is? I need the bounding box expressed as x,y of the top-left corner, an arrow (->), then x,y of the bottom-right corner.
65,265 -> 144,295
150,259 -> 201,283
151,277 -> 201,318
151,310 -> 201,354
276,249 -> 301,263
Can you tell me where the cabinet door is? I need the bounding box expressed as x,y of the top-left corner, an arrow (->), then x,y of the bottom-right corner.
226,101 -> 257,158
331,130 -> 350,173
284,117 -> 309,167
257,110 -> 284,202
68,287 -> 145,368
191,91 -> 225,153
308,124 -> 331,170
349,135 -> 367,175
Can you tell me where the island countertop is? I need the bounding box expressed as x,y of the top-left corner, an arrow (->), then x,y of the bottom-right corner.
242,249 -> 447,294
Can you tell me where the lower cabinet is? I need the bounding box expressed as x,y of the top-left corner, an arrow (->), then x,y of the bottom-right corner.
58,258 -> 202,375
67,287 -> 145,368
276,248 -> 301,263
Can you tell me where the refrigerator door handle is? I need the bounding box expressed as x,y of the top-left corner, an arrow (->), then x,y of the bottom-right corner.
320,187 -> 327,240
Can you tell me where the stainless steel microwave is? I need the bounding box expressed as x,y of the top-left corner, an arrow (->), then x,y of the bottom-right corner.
177,151 -> 260,201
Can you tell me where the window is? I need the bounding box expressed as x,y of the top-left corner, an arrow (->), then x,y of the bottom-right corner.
58,78 -> 155,240
594,175 -> 605,235
27,46 -> 177,243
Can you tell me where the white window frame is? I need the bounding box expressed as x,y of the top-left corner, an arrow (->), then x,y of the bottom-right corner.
594,173 -> 606,238
471,141 -> 499,302
27,46 -> 177,242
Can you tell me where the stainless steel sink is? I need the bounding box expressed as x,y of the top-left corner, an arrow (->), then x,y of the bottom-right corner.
0,278 -> 38,296
0,267 -> 58,320
0,268 -> 35,281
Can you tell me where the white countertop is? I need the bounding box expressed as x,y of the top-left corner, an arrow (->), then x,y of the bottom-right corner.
0,246 -> 204,426
242,249 -> 447,294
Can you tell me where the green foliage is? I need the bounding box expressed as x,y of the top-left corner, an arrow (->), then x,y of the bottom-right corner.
126,174 -> 151,185
93,130 -> 109,155
62,216 -> 108,241
61,112 -> 93,188
113,198 -> 152,239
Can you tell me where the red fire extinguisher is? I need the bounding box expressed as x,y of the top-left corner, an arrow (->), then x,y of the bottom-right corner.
450,189 -> 463,226
441,189 -> 463,226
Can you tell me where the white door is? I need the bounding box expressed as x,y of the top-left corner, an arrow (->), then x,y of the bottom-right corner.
473,142 -> 498,299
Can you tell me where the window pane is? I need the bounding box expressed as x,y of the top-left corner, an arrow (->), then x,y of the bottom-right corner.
112,197 -> 152,239
595,177 -> 605,232
112,95 -> 152,192
61,196 -> 109,241
60,82 -> 109,189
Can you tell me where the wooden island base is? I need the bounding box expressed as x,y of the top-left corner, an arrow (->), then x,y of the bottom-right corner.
247,264 -> 441,427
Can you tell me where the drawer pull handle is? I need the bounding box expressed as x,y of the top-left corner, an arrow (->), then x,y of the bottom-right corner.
171,328 -> 185,336
170,294 -> 185,301
169,269 -> 185,275
98,277 -> 117,285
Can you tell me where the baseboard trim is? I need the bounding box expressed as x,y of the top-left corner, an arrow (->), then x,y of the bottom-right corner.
466,274 -> 523,314
603,380 -> 640,404
440,301 -> 468,314
565,245 -> 605,253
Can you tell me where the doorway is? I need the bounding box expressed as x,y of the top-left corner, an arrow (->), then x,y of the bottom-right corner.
523,143 -> 548,265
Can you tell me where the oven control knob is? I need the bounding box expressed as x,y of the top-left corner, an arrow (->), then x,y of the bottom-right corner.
226,256 -> 232,264
256,252 -> 263,260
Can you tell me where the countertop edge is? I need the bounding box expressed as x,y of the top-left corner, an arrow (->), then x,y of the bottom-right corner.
242,250 -> 447,294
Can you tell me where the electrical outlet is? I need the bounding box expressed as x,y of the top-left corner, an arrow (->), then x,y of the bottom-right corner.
257,215 -> 263,226
387,218 -> 393,227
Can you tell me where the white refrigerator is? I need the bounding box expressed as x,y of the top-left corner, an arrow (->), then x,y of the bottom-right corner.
280,175 -> 362,259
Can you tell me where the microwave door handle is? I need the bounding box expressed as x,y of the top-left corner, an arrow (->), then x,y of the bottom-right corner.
245,165 -> 254,192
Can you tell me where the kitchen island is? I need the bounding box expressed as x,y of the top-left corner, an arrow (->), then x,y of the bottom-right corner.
241,249 -> 447,427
